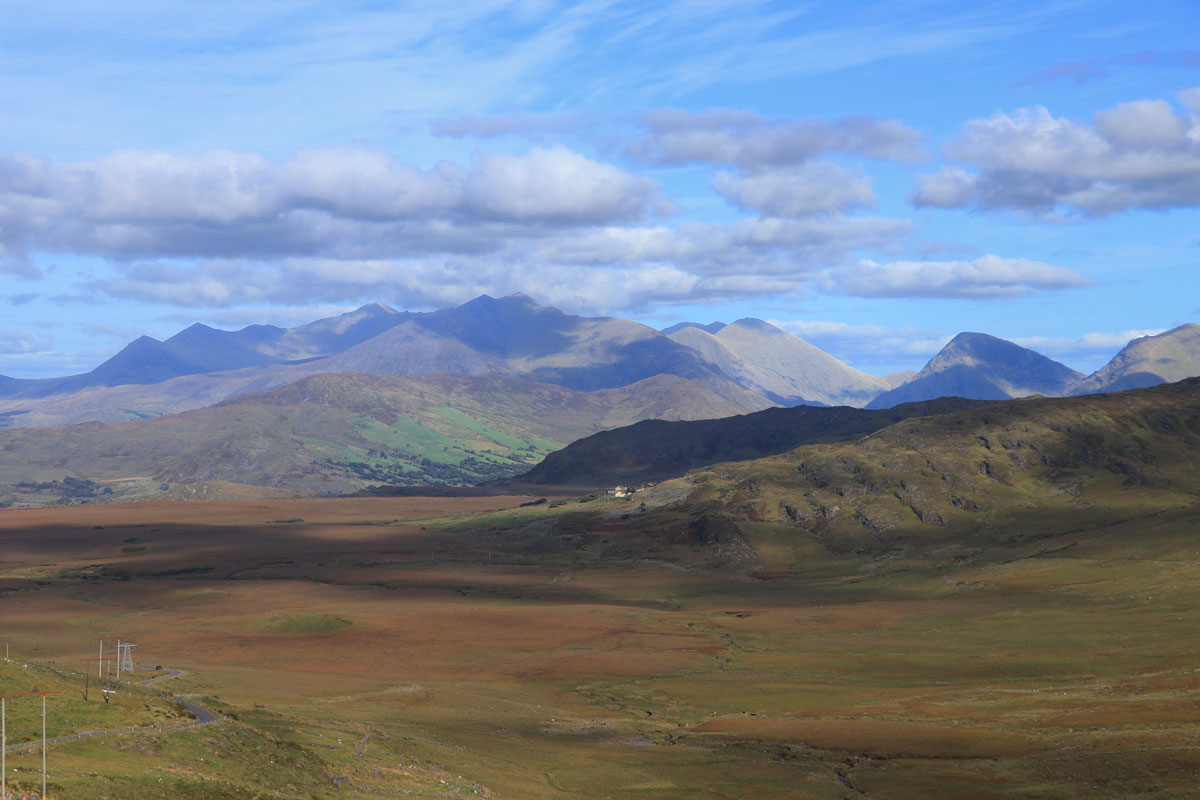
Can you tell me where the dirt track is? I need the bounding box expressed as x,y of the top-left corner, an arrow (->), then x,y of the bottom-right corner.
1,667 -> 218,753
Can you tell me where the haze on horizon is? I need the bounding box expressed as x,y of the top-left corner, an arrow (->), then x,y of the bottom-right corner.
1,0 -> 1197,380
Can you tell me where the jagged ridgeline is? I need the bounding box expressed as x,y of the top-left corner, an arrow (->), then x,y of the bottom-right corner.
646,378 -> 1200,553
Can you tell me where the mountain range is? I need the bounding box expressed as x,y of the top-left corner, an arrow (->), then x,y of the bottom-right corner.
1,295 -> 1199,502
4,296 -> 1198,431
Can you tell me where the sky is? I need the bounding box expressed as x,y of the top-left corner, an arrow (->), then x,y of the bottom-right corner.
1,0 -> 1198,379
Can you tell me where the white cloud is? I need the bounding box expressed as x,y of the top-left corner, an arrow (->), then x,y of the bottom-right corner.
94,257 -> 719,315
823,255 -> 1094,299
0,146 -> 661,265
0,136 -> 920,314
913,89 -> 1200,215
465,147 -> 657,223
1011,329 -> 1165,361
628,110 -> 924,168
713,161 -> 875,217
537,215 -> 910,276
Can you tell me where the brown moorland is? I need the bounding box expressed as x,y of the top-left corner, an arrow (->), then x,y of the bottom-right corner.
0,483 -> 1198,799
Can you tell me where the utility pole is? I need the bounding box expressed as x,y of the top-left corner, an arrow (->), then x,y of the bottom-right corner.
78,657 -> 114,700
2,693 -> 7,800
0,691 -> 50,800
35,691 -> 59,800
97,637 -> 119,681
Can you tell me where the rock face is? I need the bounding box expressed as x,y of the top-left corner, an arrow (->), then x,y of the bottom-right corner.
1071,324 -> 1200,395
666,318 -> 889,407
866,332 -> 1083,409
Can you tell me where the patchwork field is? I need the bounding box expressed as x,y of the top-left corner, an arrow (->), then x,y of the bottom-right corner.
1,495 -> 1198,798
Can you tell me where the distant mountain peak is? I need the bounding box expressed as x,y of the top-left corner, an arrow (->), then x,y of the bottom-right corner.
945,331 -> 1001,346
1072,322 -> 1200,395
726,318 -> 778,333
660,321 -> 727,335
867,331 -> 1083,409
353,301 -> 398,315
178,322 -> 217,333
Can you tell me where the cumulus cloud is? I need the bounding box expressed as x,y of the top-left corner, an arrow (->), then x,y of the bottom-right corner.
538,215 -> 910,275
713,161 -> 874,217
94,257 -> 724,315
81,185 -> 918,312
823,255 -> 1094,299
913,90 -> 1200,215
627,109 -> 924,168
0,145 -> 661,264
1011,329 -> 1166,362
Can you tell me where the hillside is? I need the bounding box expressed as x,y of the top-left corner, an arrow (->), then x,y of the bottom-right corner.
0,371 -> 761,505
866,331 -> 1083,408
666,318 -> 890,406
512,396 -> 990,487
650,378 -> 1200,553
1072,323 -> 1200,394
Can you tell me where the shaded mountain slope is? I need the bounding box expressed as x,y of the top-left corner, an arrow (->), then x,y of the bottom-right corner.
649,378 -> 1200,555
256,301 -> 408,359
415,293 -> 726,391
867,332 -> 1083,409
1072,323 -> 1200,395
0,370 -> 766,504
512,396 -> 991,487
667,318 -> 889,407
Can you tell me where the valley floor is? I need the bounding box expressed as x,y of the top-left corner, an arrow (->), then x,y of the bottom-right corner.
0,496 -> 1197,798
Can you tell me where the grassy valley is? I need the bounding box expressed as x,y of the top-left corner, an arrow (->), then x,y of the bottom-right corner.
2,381 -> 1200,797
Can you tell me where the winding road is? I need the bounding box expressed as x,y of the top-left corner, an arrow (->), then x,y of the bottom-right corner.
2,667 -> 218,753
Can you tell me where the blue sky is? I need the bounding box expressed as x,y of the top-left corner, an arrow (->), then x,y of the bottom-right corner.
1,0 -> 1198,378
